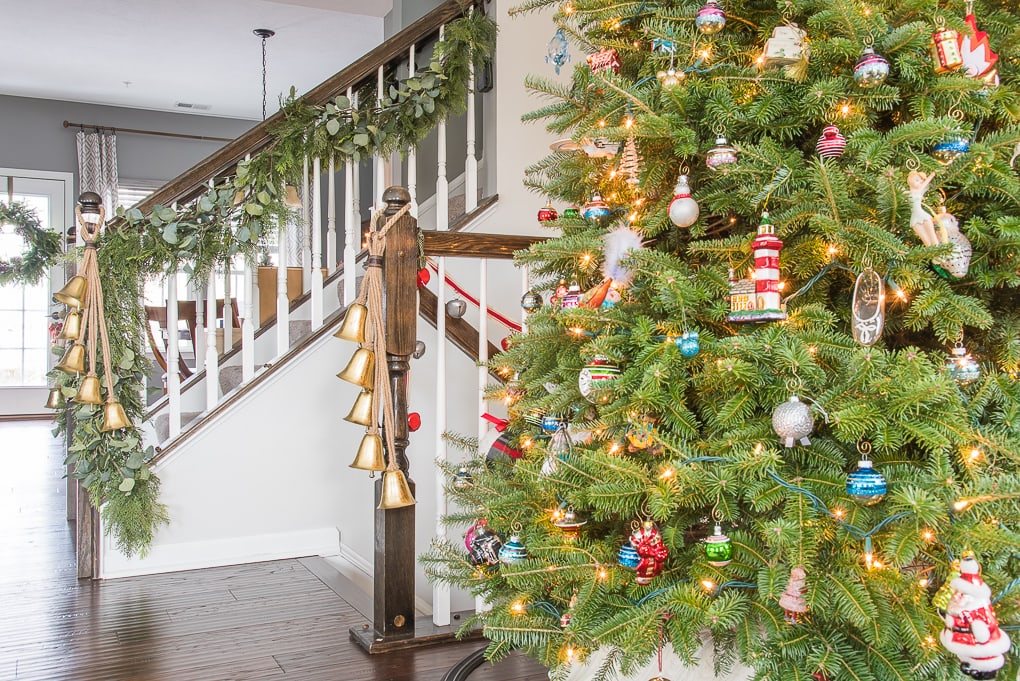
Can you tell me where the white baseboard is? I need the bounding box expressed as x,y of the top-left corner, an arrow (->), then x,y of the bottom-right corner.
99,525 -> 341,579
328,542 -> 434,616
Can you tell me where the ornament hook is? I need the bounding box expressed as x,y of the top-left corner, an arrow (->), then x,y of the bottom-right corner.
857,440 -> 873,461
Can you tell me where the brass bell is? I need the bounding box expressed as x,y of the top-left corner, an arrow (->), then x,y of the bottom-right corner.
344,389 -> 375,427
349,433 -> 386,476
334,303 -> 367,343
44,388 -> 66,409
56,343 -> 86,374
58,310 -> 82,341
378,469 -> 416,509
53,275 -> 87,309
75,372 -> 104,405
100,397 -> 132,432
337,347 -> 374,389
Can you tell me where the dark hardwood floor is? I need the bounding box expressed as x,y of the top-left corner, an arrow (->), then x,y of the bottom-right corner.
0,421 -> 547,681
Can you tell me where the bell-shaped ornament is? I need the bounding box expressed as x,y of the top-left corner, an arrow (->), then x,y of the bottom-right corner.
337,347 -> 375,388
58,310 -> 82,341
74,372 -> 104,405
53,275 -> 87,309
56,342 -> 86,375
344,389 -> 375,427
44,388 -> 66,409
378,468 -> 416,509
100,397 -> 132,432
349,433 -> 387,476
335,303 -> 367,343
284,184 -> 302,208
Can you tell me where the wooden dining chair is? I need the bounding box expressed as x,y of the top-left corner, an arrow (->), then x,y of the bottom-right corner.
145,300 -> 241,386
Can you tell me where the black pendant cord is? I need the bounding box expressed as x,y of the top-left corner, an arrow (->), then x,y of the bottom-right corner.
253,28 -> 275,121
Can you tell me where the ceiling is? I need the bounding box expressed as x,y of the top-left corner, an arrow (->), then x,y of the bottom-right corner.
1,0 -> 392,121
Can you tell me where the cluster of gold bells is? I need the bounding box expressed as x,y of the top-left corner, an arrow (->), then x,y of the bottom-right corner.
336,204 -> 415,509
44,196 -> 132,432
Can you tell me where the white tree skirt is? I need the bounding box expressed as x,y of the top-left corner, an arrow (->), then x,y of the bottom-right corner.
558,641 -> 755,681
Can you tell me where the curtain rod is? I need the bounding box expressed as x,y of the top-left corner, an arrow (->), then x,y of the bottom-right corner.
62,120 -> 233,143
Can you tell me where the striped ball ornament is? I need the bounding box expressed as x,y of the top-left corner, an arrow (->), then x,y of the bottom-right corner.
816,125 -> 846,159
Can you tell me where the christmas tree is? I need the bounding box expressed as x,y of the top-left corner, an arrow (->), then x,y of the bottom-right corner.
423,1 -> 1020,680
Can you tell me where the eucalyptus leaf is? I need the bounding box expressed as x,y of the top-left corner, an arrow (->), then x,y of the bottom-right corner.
162,223 -> 179,244
127,208 -> 144,222
51,345 -> 65,356
157,206 -> 177,222
245,203 -> 264,216
237,226 -> 251,242
198,197 -> 215,212
326,118 -> 341,136
334,95 -> 350,109
138,466 -> 150,481
118,477 -> 135,493
60,386 -> 77,398
423,98 -> 435,114
354,133 -> 370,147
179,235 -> 196,250
83,473 -> 97,488
257,191 -> 271,205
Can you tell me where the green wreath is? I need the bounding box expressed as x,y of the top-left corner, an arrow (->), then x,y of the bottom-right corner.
0,201 -> 63,286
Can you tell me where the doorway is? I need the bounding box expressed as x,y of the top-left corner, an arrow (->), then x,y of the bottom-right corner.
0,169 -> 74,417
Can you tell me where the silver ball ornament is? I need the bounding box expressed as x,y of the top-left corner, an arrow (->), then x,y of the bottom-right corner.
772,395 -> 814,447
413,340 -> 426,359
853,46 -> 890,88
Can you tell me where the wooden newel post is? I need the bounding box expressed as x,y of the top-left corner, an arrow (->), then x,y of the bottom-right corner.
365,186 -> 418,649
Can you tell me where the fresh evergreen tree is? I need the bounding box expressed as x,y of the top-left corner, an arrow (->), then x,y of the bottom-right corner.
424,1 -> 1020,679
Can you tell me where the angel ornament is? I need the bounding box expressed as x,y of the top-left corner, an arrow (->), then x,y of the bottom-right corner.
905,170 -> 940,247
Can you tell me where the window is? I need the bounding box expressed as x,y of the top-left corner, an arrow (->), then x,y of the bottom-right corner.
117,180 -> 161,210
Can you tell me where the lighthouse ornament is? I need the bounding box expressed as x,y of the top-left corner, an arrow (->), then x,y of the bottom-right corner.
668,174 -> 700,227
939,551 -> 1011,679
727,212 -> 787,322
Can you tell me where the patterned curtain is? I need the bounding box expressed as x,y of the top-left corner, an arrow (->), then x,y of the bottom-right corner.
75,130 -> 119,213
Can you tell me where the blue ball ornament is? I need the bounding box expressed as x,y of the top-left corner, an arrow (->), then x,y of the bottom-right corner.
678,330 -> 700,358
931,137 -> 970,165
846,458 -> 887,505
617,540 -> 640,569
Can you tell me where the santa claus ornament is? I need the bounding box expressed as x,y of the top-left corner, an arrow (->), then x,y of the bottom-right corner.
939,552 -> 1011,679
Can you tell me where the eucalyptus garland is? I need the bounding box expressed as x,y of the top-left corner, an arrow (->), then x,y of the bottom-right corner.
0,201 -> 63,286
52,10 -> 496,557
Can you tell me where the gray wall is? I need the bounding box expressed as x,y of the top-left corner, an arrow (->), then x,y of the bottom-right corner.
0,95 -> 256,188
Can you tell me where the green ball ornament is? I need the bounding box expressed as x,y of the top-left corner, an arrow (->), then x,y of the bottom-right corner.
704,524 -> 733,566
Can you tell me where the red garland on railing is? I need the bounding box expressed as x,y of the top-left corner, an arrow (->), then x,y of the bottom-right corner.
425,259 -> 523,333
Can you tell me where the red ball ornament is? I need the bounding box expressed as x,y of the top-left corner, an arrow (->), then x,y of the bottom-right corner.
417,267 -> 431,287
500,337 -> 511,351
537,202 -> 558,224
407,412 -> 422,431
816,125 -> 846,159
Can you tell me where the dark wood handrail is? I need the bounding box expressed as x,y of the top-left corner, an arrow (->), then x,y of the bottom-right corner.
422,231 -> 546,258
132,0 -> 470,215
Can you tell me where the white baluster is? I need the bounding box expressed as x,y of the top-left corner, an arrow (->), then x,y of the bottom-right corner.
465,15 -> 478,213
167,272 -> 181,438
193,279 -> 205,366
343,156 -> 356,305
434,254 -> 450,627
276,209 -> 290,357
475,256 -> 491,616
205,270 -> 219,410
327,157 -> 337,274
311,156 -> 324,329
375,65 -> 386,205
222,257 -> 233,353
351,90 -> 361,282
478,258 -> 488,449
408,43 -> 418,218
436,122 -> 449,227
302,154 -> 312,292
242,262 -> 255,382
521,264 -> 530,334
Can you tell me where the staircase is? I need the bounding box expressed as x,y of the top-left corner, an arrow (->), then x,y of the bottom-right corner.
81,0 -> 528,642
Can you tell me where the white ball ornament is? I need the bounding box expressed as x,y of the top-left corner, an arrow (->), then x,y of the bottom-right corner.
668,174 -> 700,228
772,395 -> 815,447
